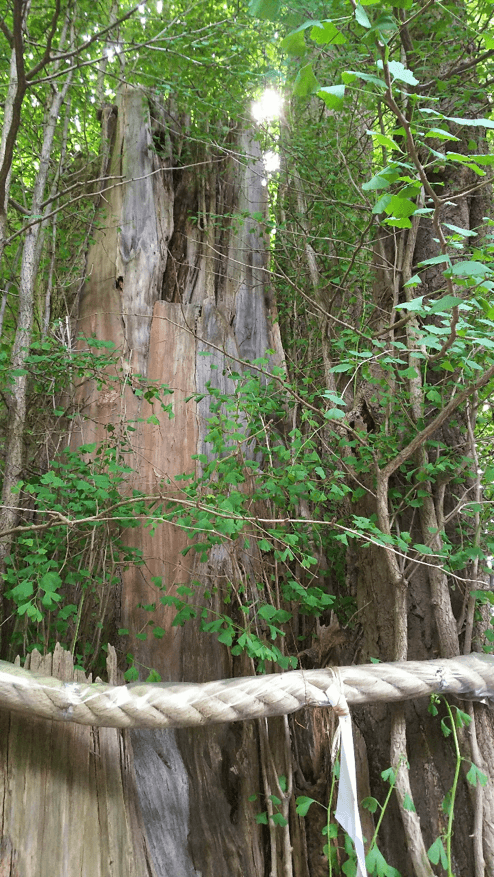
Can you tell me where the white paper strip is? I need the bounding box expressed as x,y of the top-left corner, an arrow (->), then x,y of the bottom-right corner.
325,680 -> 367,877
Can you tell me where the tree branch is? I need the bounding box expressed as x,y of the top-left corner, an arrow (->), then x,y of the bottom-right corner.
382,363 -> 494,481
24,0 -> 60,80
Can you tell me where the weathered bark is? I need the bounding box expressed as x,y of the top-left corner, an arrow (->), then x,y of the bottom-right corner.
0,644 -> 156,877
74,85 -> 290,876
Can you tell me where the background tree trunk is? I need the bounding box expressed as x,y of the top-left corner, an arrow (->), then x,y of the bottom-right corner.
270,5 -> 494,870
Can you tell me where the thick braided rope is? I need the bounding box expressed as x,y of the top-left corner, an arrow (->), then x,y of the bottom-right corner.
0,653 -> 492,729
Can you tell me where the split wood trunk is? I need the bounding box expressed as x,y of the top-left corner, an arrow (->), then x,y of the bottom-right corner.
71,85 -> 305,877
0,644 -> 156,877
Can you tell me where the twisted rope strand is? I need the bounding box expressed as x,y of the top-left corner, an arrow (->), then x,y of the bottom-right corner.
0,653 -> 492,729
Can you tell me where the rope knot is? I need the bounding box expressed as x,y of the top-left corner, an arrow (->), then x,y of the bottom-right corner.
325,667 -> 350,717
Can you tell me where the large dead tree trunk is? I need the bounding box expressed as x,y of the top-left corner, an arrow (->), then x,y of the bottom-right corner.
74,85 -> 296,877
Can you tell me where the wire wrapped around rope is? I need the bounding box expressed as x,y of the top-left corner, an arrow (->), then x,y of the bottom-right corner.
0,653 -> 493,729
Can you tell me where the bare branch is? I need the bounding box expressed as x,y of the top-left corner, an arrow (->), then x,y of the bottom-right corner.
0,17 -> 13,46
25,0 -> 61,80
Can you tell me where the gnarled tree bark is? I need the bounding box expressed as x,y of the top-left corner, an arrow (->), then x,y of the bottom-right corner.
74,85 -> 294,877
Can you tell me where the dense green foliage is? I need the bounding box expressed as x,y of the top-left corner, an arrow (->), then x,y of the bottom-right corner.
3,0 -> 494,670
2,0 -> 494,871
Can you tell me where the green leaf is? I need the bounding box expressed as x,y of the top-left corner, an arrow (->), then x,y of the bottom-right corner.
404,274 -> 422,287
427,837 -> 448,869
366,846 -> 392,876
296,796 -> 317,816
403,793 -> 416,812
330,362 -> 353,373
281,29 -> 307,56
41,471 -> 65,487
40,571 -> 62,592
413,543 -> 434,555
429,295 -> 463,313
383,216 -> 412,228
466,762 -> 488,787
446,115 -> 494,129
323,823 -> 339,838
395,295 -> 424,312
258,604 -> 292,623
361,796 -> 379,813
426,388 -> 441,403
176,585 -> 194,596
385,60 -> 419,85
442,788 -> 453,816
217,629 -> 234,646
381,767 -> 396,784
124,665 -> 139,682
454,707 -> 471,729
317,85 -> 345,110
271,813 -> 288,826
343,70 -> 386,91
362,166 -> 401,191
19,603 -> 42,621
369,131 -> 401,152
310,21 -> 346,45
440,717 -> 452,737
293,64 -> 320,97
78,443 -> 97,454
355,4 -> 371,28
442,223 -> 477,237
417,253 -> 452,268
342,859 -> 357,877
324,407 -> 346,420
400,366 -> 419,379
384,195 -> 417,218
372,193 -> 392,214
248,0 -> 280,19
451,260 -> 492,277
58,604 -> 77,620
258,539 -> 272,551
7,579 -> 34,601
473,154 -> 494,166
425,127 -> 459,142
